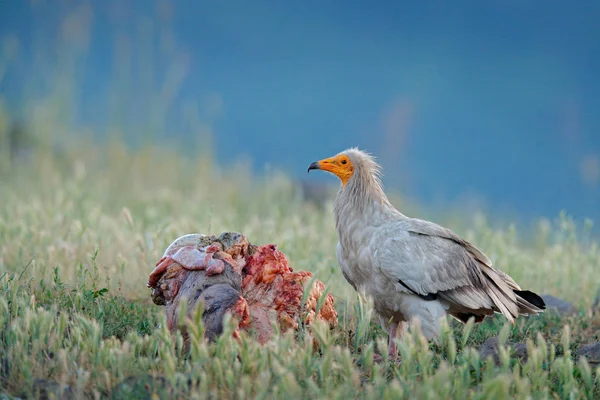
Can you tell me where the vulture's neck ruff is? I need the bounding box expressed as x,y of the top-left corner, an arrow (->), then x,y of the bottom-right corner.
308,148 -> 406,238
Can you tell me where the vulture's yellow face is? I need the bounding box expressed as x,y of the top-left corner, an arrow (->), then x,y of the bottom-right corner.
307,154 -> 354,185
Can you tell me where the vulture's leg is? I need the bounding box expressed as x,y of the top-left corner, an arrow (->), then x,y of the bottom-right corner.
387,322 -> 399,358
372,322 -> 403,363
388,321 -> 406,360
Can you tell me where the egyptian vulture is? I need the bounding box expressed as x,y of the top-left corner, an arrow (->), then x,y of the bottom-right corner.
308,148 -> 545,358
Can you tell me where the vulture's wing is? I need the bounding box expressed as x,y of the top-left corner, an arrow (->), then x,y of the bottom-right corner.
373,218 -> 541,322
406,219 -> 523,291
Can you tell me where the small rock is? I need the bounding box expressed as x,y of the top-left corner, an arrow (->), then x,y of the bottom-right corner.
576,342 -> 600,367
478,336 -> 529,365
540,294 -> 576,315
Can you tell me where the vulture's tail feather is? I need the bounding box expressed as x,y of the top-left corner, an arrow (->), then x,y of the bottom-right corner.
514,290 -> 546,312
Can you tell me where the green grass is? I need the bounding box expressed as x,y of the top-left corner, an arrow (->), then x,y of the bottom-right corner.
0,143 -> 599,399
1,3 -> 599,397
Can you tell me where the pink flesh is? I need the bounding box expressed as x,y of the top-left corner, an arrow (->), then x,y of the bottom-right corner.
148,256 -> 171,288
205,259 -> 225,276
172,246 -> 211,270
247,305 -> 275,344
148,244 -> 229,289
205,244 -> 221,252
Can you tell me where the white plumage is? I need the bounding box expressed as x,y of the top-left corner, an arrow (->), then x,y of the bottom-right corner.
308,148 -> 545,358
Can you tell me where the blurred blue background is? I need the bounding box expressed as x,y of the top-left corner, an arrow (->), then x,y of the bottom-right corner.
1,0 -> 599,226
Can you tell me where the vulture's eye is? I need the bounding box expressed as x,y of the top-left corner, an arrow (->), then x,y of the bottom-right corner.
341,159 -> 347,165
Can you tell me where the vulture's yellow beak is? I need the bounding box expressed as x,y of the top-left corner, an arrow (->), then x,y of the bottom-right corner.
307,154 -> 354,185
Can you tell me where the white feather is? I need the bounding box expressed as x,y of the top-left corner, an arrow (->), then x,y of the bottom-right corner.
330,148 -> 544,340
